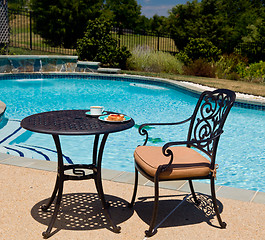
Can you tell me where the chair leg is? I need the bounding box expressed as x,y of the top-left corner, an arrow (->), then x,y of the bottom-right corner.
189,180 -> 200,205
128,168 -> 138,208
210,178 -> 227,228
145,175 -> 159,237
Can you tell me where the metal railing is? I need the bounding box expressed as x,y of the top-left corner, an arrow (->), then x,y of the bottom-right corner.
111,27 -> 178,53
7,8 -> 265,62
7,8 -> 178,56
8,8 -> 76,55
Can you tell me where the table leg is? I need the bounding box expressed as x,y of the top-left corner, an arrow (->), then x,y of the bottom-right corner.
92,135 -> 108,206
93,133 -> 121,233
42,178 -> 64,239
42,135 -> 64,239
41,176 -> 59,211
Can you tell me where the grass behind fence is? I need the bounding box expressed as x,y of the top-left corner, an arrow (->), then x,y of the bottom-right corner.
112,32 -> 177,52
9,11 -> 76,55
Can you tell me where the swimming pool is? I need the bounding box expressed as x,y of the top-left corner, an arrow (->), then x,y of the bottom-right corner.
0,74 -> 264,192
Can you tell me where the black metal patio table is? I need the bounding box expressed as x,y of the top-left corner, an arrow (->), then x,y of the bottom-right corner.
21,109 -> 135,238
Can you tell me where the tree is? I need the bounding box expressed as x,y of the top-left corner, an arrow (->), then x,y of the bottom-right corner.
30,0 -> 104,48
8,0 -> 28,9
168,0 -> 265,53
168,1 -> 205,50
105,0 -> 141,32
150,14 -> 168,34
76,19 -> 131,68
134,15 -> 151,34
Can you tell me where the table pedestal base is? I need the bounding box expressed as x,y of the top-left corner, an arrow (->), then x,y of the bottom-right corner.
41,134 -> 121,238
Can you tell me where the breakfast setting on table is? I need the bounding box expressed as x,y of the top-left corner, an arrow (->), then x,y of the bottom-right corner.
86,106 -> 131,123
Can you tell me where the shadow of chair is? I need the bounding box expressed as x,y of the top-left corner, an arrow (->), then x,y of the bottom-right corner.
134,193 -> 224,230
128,89 -> 236,237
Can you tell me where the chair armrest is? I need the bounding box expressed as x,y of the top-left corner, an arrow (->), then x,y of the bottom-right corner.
138,117 -> 192,146
160,130 -> 224,172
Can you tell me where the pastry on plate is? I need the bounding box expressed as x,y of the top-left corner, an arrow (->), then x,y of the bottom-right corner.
107,114 -> 125,121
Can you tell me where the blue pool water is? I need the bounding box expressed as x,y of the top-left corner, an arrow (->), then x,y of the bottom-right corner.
0,75 -> 264,192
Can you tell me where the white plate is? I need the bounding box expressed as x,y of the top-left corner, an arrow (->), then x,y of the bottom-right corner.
85,111 -> 107,117
98,115 -> 131,123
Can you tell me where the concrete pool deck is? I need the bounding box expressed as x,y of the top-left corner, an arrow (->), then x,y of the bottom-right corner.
0,154 -> 265,240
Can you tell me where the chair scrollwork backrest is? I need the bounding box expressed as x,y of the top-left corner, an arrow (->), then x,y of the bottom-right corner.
187,89 -> 236,159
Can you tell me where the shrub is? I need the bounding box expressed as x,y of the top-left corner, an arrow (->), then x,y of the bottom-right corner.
215,54 -> 248,80
241,61 -> 265,83
0,44 -> 7,55
77,19 -> 131,69
183,59 -> 216,78
235,42 -> 265,64
175,51 -> 191,65
127,45 -> 183,74
183,38 -> 221,62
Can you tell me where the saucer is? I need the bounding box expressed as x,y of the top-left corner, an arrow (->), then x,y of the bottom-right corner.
85,111 -> 107,117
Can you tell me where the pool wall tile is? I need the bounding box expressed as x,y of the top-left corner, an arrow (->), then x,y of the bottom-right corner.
33,59 -> 42,72
0,58 -> 12,73
41,59 -> 57,72
0,56 -> 78,74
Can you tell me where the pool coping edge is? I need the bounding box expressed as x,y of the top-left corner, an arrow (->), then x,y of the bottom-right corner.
0,155 -> 264,205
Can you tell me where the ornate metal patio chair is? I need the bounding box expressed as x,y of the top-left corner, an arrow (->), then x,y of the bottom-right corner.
128,89 -> 236,237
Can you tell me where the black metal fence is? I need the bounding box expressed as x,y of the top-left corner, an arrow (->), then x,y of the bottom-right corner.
7,8 -> 178,56
6,8 -> 265,62
111,27 -> 178,53
8,8 -> 76,55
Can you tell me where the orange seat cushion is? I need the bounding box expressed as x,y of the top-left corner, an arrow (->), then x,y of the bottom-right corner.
134,146 -> 211,180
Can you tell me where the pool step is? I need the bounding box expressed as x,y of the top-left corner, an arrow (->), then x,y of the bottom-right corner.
0,119 -> 73,163
0,119 -> 32,157
0,119 -> 27,145
76,61 -> 101,72
0,145 -> 33,158
97,68 -> 121,74
0,120 -> 52,160
75,61 -> 121,74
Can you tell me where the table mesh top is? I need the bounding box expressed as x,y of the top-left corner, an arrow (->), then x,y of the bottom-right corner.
21,110 -> 134,135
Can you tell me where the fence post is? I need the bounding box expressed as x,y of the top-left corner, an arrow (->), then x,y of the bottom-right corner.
29,10 -> 32,50
157,32 -> 160,51
118,28 -> 121,48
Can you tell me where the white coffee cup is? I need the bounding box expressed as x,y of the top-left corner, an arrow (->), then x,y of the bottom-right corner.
90,106 -> 104,115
